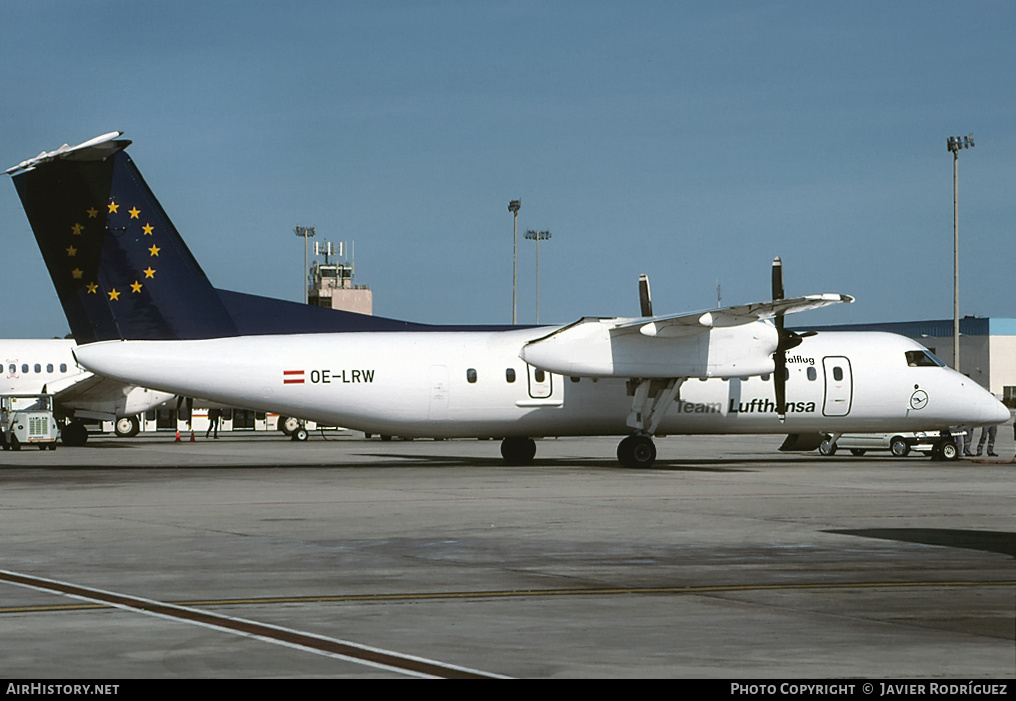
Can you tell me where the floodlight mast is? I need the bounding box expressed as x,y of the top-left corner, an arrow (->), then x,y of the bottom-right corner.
525,229 -> 552,323
294,226 -> 316,304
946,134 -> 973,371
508,200 -> 521,324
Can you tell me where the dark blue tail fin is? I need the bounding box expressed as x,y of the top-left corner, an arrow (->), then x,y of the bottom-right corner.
9,134 -> 238,342
8,133 -> 427,342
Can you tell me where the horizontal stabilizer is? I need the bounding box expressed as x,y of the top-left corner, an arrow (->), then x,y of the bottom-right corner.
5,132 -> 128,175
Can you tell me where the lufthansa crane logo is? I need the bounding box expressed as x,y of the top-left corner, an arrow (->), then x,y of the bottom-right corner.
909,389 -> 929,410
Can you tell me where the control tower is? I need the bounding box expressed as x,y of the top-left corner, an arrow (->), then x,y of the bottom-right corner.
307,240 -> 373,315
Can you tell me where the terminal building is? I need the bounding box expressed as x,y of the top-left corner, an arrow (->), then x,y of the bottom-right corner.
795,316 -> 1016,406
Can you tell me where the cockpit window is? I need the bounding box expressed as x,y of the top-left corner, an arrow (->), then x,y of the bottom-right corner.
906,350 -> 944,368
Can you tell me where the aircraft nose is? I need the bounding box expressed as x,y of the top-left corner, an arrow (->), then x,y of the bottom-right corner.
970,384 -> 1012,425
987,395 -> 1011,425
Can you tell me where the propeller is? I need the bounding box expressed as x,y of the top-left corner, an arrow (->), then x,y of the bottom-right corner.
638,274 -> 653,317
770,257 -> 815,420
638,262 -> 815,421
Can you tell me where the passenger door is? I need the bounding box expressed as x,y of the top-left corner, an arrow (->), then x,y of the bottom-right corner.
429,365 -> 449,420
822,356 -> 853,417
527,364 -> 553,399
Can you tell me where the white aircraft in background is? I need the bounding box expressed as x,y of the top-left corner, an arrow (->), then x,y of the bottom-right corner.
1,338 -> 173,444
6,132 -> 1009,466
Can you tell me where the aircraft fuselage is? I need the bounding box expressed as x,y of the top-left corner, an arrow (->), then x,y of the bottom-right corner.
74,327 -> 1007,440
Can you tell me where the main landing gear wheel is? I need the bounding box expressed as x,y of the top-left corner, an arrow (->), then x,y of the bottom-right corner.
114,416 -> 140,437
500,437 -> 536,465
617,435 -> 657,469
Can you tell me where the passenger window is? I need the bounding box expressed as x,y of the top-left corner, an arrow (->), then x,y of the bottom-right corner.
60,364 -> 67,373
833,366 -> 843,381
807,367 -> 817,381
534,369 -> 545,383
466,368 -> 477,383
8,364 -> 14,374
761,374 -> 770,382
34,364 -> 42,373
570,376 -> 580,383
47,364 -> 54,373
21,364 -> 28,374
505,368 -> 516,383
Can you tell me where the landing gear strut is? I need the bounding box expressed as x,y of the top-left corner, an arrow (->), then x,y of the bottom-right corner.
617,377 -> 685,469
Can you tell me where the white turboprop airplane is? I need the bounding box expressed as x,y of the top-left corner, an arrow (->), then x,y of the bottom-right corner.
1,338 -> 173,444
6,132 -> 1009,466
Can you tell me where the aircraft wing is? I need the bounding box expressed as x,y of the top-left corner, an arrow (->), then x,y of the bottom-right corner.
45,372 -> 172,421
611,293 -> 854,338
47,372 -> 123,403
520,293 -> 852,379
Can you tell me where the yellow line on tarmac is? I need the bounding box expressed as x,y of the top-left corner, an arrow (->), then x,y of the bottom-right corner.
3,579 -> 1012,615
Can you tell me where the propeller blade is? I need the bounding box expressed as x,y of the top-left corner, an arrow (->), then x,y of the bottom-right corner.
771,257 -> 784,302
774,353 -> 787,420
638,274 -> 653,317
771,257 -> 787,420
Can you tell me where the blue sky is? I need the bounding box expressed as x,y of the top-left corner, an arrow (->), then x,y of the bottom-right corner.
2,1 -> 1013,338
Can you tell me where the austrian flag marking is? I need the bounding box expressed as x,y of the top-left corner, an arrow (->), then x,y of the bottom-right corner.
283,370 -> 305,384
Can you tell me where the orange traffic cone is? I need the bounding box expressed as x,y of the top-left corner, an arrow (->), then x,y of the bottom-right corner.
175,430 -> 181,442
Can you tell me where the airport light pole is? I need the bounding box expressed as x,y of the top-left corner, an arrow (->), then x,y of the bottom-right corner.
525,229 -> 551,324
508,200 -> 521,324
947,134 -> 973,371
294,226 -> 316,304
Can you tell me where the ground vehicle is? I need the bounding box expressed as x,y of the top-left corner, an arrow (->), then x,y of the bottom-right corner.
1,393 -> 59,450
818,430 -> 963,460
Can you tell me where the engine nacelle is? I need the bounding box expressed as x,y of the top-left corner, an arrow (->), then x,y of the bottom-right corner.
520,317 -> 779,379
